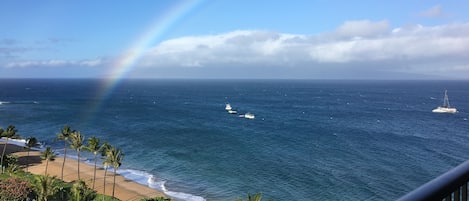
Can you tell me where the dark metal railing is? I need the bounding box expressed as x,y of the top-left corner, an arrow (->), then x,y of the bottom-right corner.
398,160 -> 469,201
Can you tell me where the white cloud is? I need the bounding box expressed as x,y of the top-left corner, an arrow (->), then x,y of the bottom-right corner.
419,5 -> 444,18
139,30 -> 312,68
5,58 -> 104,68
133,21 -> 469,78
4,20 -> 469,79
335,20 -> 389,38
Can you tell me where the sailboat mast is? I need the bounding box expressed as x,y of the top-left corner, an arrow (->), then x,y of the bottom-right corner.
444,90 -> 450,108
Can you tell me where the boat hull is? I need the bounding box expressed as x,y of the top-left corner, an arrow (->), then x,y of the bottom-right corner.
432,107 -> 457,113
228,110 -> 237,114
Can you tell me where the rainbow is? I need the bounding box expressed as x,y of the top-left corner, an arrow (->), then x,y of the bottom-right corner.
81,0 -> 205,123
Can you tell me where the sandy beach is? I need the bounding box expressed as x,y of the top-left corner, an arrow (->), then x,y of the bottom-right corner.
1,141 -> 167,201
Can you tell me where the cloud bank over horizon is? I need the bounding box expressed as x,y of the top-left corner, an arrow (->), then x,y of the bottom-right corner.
3,20 -> 469,79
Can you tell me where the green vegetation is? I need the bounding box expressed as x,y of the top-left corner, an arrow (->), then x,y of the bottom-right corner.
57,125 -> 73,180
33,175 -> 62,201
234,193 -> 273,201
70,180 -> 96,201
40,146 -> 56,175
24,137 -> 40,171
70,131 -> 85,180
0,124 -> 125,200
0,125 -> 20,173
141,197 -> 172,201
0,177 -> 32,200
85,136 -> 101,190
104,146 -> 123,199
1,154 -> 20,176
100,141 -> 112,198
0,171 -> 119,201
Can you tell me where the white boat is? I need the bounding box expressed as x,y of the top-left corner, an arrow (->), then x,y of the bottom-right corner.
432,90 -> 457,113
228,110 -> 237,114
225,103 -> 232,111
244,113 -> 255,119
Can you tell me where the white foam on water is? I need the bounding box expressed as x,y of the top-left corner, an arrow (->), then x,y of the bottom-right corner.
146,176 -> 206,201
114,169 -> 206,201
88,167 -> 206,201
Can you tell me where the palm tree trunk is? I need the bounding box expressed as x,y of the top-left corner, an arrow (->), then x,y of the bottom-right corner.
103,167 -> 107,201
112,168 -> 117,199
0,138 -> 9,173
26,149 -> 30,171
93,153 -> 97,189
61,141 -> 67,180
45,160 -> 49,175
77,150 -> 80,180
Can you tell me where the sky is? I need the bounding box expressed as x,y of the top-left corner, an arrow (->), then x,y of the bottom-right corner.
1,0 -> 469,79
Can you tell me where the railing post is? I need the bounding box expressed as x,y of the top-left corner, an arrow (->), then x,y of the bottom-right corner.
463,183 -> 467,201
445,194 -> 451,201
455,187 -> 460,201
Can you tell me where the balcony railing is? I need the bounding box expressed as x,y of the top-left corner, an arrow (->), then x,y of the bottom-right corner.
398,160 -> 469,201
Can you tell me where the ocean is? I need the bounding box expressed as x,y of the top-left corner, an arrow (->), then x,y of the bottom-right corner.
1,79 -> 469,201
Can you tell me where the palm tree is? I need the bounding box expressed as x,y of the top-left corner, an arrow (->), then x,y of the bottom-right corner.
71,180 -> 97,201
69,131 -> 84,180
0,125 -> 20,173
235,193 -> 268,201
41,146 -> 56,175
33,175 -> 61,201
25,136 -> 40,171
104,146 -> 123,199
85,136 -> 100,190
56,125 -> 73,180
100,141 -> 111,199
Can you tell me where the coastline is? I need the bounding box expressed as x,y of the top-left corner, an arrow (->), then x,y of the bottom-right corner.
2,141 -> 167,201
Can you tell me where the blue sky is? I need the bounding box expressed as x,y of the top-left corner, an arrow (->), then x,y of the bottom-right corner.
1,0 -> 469,79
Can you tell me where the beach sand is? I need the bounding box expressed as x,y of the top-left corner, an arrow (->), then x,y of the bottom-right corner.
1,142 -> 167,201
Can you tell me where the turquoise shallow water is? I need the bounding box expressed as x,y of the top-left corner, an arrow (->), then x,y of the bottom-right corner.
1,79 -> 469,201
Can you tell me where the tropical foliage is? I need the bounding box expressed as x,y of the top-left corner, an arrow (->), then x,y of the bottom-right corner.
24,137 -> 40,171
69,131 -> 85,180
85,136 -> 101,190
100,141 -> 111,197
33,175 -> 62,201
1,154 -> 19,175
0,125 -> 20,173
56,125 -> 73,180
104,146 -> 123,199
40,146 -> 56,175
234,193 -> 273,201
0,177 -> 32,201
70,180 -> 97,201
0,125 -> 174,201
140,197 -> 172,201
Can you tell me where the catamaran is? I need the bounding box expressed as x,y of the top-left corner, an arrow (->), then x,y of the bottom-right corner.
225,103 -> 232,111
225,103 -> 237,114
243,113 -> 255,119
432,90 -> 457,113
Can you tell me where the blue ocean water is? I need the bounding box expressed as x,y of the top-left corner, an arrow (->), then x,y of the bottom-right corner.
1,79 -> 469,201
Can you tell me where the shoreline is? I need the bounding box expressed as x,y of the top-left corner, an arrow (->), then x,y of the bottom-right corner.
2,141 -> 167,201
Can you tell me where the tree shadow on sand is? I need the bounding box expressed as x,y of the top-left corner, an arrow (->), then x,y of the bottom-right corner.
0,143 -> 43,167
